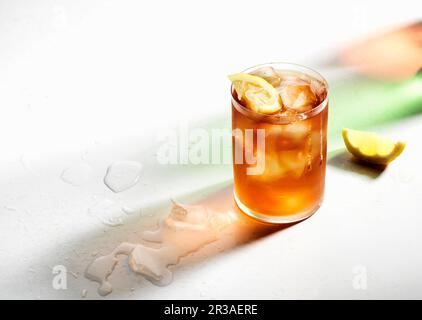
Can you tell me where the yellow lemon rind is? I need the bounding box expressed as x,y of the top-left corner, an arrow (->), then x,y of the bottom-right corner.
228,73 -> 281,114
342,128 -> 406,165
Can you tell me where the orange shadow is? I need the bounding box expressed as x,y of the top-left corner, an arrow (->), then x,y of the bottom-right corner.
196,184 -> 300,248
339,21 -> 422,80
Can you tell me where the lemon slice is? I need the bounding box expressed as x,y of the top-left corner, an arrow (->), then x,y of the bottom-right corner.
342,128 -> 406,165
229,73 -> 282,114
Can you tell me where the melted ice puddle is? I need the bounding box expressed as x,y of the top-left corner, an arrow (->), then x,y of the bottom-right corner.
85,201 -> 232,296
61,163 -> 93,186
104,161 -> 143,193
88,197 -> 125,227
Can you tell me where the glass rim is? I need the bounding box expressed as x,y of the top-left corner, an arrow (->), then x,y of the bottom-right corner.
231,62 -> 329,124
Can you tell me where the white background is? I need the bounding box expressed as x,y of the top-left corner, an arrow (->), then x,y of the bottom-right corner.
0,0 -> 421,299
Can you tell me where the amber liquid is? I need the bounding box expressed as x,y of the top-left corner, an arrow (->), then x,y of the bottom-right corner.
232,84 -> 328,221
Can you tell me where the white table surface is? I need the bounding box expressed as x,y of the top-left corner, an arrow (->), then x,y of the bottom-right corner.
0,0 -> 421,299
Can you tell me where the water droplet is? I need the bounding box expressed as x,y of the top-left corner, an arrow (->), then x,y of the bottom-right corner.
3,205 -> 18,212
88,198 -> 125,227
103,161 -> 143,193
99,282 -> 113,296
81,289 -> 88,298
61,163 -> 93,186
72,249 -> 80,257
20,155 -> 40,176
80,150 -> 89,160
91,250 -> 99,257
122,206 -> 140,216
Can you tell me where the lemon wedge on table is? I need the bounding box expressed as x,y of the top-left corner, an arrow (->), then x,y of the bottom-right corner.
229,73 -> 282,114
342,128 -> 406,165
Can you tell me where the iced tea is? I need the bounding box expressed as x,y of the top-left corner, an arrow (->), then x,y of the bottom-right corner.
231,63 -> 328,223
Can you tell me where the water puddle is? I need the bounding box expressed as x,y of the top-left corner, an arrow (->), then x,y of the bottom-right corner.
87,198 -> 125,227
103,161 -> 143,193
85,201 -> 233,296
61,163 -> 93,186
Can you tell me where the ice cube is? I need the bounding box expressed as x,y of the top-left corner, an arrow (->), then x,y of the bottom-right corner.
278,150 -> 307,178
251,67 -> 282,87
260,124 -> 282,138
279,82 -> 317,112
309,131 -> 324,162
264,155 -> 285,179
261,121 -> 311,150
248,148 -> 307,182
246,146 -> 280,182
281,122 -> 310,141
263,122 -> 310,139
310,79 -> 326,101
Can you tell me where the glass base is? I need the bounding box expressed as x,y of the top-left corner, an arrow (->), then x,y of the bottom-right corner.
233,191 -> 320,224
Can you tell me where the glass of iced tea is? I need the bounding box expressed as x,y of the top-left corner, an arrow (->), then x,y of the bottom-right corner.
230,62 -> 328,224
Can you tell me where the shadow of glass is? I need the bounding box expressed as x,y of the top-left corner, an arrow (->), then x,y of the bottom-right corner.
12,179 -> 298,299
327,149 -> 385,179
198,184 -> 296,242
85,181 -> 300,297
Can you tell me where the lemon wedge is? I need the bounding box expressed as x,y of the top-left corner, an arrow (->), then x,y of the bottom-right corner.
342,128 -> 405,165
229,73 -> 282,114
